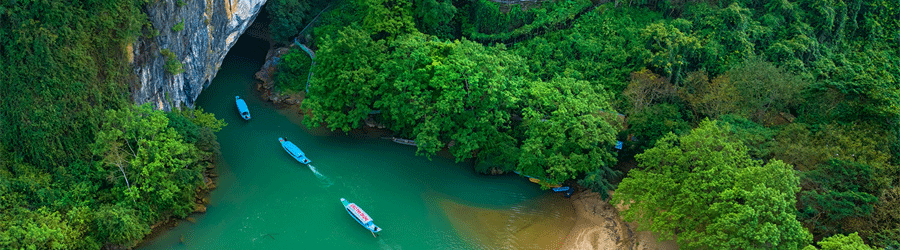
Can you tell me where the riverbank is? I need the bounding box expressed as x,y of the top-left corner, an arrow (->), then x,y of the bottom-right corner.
559,190 -> 678,250
134,160 -> 219,248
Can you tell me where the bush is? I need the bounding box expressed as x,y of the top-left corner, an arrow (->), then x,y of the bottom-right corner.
172,19 -> 185,32
161,49 -> 184,75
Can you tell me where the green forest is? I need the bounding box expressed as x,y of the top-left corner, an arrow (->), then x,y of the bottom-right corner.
1,0 -> 225,248
271,0 -> 900,249
1,0 -> 899,248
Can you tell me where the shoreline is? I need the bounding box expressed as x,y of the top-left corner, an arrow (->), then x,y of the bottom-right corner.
248,44 -> 671,250
134,160 -> 218,248
558,190 -> 679,250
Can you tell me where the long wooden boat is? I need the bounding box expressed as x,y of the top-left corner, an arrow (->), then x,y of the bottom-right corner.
235,96 -> 251,120
340,198 -> 382,237
278,137 -> 311,164
391,137 -> 417,146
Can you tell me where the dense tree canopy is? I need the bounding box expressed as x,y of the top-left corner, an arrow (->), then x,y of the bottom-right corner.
1,0 -> 226,248
614,120 -> 811,249
5,0 -> 898,248
278,1 -> 900,246
517,77 -> 619,185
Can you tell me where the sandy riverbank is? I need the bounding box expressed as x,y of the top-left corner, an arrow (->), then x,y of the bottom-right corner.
559,190 -> 679,250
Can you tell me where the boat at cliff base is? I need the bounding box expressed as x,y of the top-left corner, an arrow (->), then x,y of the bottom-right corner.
235,96 -> 251,120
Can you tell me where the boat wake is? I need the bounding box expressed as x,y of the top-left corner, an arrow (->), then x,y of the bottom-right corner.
377,237 -> 398,250
307,164 -> 333,187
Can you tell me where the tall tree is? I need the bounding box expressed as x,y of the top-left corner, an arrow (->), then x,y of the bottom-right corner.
376,34 -> 528,159
267,0 -> 312,42
92,105 -> 207,221
413,0 -> 457,39
302,25 -> 387,132
517,77 -> 619,186
804,232 -> 877,250
362,0 -> 416,39
614,120 -> 811,249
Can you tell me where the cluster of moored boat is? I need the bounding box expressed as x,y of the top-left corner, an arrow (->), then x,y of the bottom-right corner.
235,97 -> 383,237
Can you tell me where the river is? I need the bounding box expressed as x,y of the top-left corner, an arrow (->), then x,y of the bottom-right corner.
140,33 -> 575,250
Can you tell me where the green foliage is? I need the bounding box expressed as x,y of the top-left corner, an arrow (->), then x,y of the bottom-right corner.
725,57 -> 808,125
614,120 -> 812,249
622,103 -> 689,152
718,114 -> 775,159
461,0 -> 594,42
809,232 -> 877,250
641,21 -> 701,84
145,23 -> 160,38
362,0 -> 416,39
376,34 -> 528,159
289,0 -> 900,245
92,104 -> 205,220
0,207 -> 84,250
622,69 -> 678,114
302,25 -> 386,132
868,187 -> 900,248
274,48 -> 313,94
167,107 -> 225,151
512,7 -> 654,93
578,166 -> 622,200
773,123 -> 893,173
679,70 -> 739,118
172,19 -> 185,32
413,0 -> 457,39
679,3 -> 762,75
1,0 -> 143,170
176,0 -> 186,7
93,205 -> 150,246
267,0 -> 312,42
161,48 -> 185,75
0,104 -> 221,249
798,160 -> 880,238
517,77 -> 620,186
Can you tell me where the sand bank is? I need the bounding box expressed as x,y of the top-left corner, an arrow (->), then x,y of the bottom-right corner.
559,191 -> 679,250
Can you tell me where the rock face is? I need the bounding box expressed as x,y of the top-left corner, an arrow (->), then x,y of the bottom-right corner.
254,46 -> 299,104
132,0 -> 266,110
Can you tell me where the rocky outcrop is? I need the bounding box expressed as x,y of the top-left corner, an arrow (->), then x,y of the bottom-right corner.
254,46 -> 298,104
132,0 -> 266,110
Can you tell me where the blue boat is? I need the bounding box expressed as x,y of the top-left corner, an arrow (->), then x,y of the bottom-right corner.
278,137 -> 311,164
341,198 -> 382,237
552,186 -> 575,198
235,96 -> 251,120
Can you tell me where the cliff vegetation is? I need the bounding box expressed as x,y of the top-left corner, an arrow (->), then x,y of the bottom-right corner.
1,0 -> 225,248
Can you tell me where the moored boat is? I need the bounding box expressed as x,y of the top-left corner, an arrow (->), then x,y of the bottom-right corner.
340,198 -> 382,236
235,96 -> 251,120
391,137 -> 417,146
278,137 -> 311,164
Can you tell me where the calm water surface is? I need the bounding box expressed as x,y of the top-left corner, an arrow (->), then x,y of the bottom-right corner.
140,35 -> 574,250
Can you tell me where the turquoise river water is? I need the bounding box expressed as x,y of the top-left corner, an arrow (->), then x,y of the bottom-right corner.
140,35 -> 575,250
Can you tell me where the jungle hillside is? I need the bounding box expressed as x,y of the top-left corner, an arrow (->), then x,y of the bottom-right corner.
1,0 -> 225,248
272,0 -> 900,249
1,0 -> 899,249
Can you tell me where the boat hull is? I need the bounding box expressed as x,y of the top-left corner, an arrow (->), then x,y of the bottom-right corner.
235,96 -> 251,120
341,198 -> 381,234
278,138 -> 311,164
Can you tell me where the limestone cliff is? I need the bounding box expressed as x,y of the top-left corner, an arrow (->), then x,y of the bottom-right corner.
132,0 -> 266,110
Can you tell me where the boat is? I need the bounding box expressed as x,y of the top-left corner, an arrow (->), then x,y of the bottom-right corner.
391,137 -> 417,146
340,198 -> 382,237
235,96 -> 251,120
278,137 -> 311,164
553,186 -> 575,197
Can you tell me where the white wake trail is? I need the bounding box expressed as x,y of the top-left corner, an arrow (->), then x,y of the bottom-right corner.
306,164 -> 333,187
